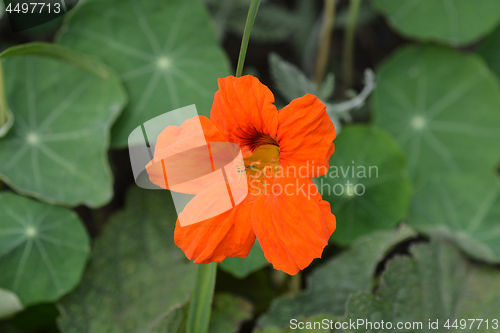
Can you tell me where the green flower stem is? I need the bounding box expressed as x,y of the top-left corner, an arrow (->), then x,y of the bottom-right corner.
0,61 -> 5,190
0,62 -> 7,128
186,262 -> 217,333
314,0 -> 336,86
342,0 -> 362,90
235,0 -> 261,77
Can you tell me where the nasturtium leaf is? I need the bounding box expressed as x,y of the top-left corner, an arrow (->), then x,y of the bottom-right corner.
316,125 -> 412,245
478,26 -> 500,80
0,192 -> 90,308
0,54 -> 126,207
345,239 -> 500,331
58,0 -> 232,148
219,241 -> 269,279
258,226 -> 416,329
371,0 -> 500,45
373,45 -> 500,184
409,174 -> 500,263
57,187 -> 197,333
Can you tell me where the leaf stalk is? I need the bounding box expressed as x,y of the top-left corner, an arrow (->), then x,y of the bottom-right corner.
186,263 -> 217,333
235,0 -> 262,77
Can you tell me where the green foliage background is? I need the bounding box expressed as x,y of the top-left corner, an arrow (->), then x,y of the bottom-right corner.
1,0 -> 500,332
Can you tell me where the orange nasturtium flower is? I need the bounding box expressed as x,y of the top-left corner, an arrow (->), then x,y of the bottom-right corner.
146,75 -> 337,275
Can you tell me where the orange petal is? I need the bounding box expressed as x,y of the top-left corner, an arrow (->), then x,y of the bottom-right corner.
174,195 -> 256,264
210,76 -> 279,148
277,94 -> 336,178
145,116 -> 228,193
251,177 -> 335,275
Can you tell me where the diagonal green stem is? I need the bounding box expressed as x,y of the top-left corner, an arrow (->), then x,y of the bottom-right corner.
186,262 -> 217,333
0,61 -> 6,191
235,0 -> 261,77
0,62 -> 7,128
342,0 -> 362,91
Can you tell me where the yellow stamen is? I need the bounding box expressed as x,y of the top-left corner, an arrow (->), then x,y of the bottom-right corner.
244,144 -> 280,194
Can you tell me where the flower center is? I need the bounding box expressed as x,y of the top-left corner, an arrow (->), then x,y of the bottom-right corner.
244,143 -> 280,195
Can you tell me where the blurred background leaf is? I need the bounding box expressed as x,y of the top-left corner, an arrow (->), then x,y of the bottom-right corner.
317,126 -> 412,245
409,174 -> 500,263
58,0 -> 231,148
269,54 -> 374,133
269,53 -> 322,102
0,192 -> 90,311
150,303 -> 187,333
345,238 -> 500,331
258,226 -> 416,329
372,45 -> 500,185
371,0 -> 500,45
57,187 -> 197,333
219,241 -> 269,279
0,53 -> 126,207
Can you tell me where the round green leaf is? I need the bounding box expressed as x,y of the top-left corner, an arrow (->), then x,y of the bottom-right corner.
58,0 -> 231,148
219,241 -> 269,279
0,55 -> 126,207
373,45 -> 500,184
409,174 -> 500,263
0,192 -> 90,307
57,187 -> 197,333
316,125 -> 412,246
371,0 -> 500,45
